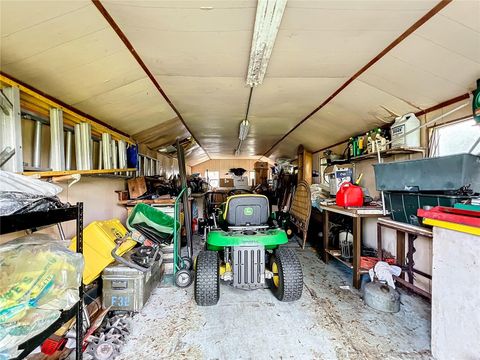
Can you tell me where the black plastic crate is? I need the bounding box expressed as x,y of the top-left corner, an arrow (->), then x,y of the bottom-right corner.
384,192 -> 470,226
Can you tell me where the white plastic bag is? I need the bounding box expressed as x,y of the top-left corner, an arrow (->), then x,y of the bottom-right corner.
0,171 -> 63,216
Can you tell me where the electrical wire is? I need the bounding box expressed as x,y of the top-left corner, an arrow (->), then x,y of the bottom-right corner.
236,87 -> 254,155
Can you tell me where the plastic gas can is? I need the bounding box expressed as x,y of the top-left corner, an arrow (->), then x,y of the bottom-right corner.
336,182 -> 363,207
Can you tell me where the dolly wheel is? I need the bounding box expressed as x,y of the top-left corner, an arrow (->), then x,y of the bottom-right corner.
269,248 -> 303,302
175,269 -> 193,288
195,251 -> 220,306
181,256 -> 193,270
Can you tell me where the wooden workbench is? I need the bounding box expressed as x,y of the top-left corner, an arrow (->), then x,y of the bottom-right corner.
320,204 -> 386,289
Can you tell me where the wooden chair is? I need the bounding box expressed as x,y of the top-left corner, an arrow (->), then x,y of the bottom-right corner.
289,180 -> 312,249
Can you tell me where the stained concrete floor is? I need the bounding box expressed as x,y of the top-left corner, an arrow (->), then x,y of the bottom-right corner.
118,239 -> 432,360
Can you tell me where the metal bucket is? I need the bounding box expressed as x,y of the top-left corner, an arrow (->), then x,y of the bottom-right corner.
363,281 -> 400,313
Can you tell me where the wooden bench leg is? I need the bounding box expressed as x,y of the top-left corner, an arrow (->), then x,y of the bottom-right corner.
406,234 -> 417,284
323,210 -> 330,263
352,217 -> 361,289
377,223 -> 383,260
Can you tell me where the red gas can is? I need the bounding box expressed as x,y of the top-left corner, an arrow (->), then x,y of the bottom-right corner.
336,182 -> 363,207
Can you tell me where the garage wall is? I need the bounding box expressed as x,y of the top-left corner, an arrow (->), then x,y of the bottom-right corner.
191,159 -> 272,177
58,177 -> 127,237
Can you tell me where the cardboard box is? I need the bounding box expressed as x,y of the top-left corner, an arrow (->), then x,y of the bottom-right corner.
220,178 -> 234,188
127,177 -> 147,199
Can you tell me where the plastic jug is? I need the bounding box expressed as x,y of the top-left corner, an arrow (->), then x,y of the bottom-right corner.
390,113 -> 420,148
336,182 -> 363,207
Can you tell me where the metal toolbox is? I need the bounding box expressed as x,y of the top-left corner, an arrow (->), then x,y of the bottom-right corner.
102,252 -> 163,312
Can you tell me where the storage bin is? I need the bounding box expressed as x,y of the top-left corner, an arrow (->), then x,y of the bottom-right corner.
102,254 -> 163,312
70,219 -> 136,284
374,154 -> 480,193
384,192 -> 470,226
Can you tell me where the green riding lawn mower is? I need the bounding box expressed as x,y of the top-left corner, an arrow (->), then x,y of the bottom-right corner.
195,194 -> 303,306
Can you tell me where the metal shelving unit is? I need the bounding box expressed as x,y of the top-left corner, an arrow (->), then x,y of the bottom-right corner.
0,203 -> 84,360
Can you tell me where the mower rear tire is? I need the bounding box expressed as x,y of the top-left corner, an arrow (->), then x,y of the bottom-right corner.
195,250 -> 220,306
269,248 -> 303,302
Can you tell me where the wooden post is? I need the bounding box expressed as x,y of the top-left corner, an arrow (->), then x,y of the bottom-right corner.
377,222 -> 383,260
297,145 -> 313,184
396,230 -> 406,279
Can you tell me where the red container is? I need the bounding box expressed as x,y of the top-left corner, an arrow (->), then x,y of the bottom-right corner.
336,182 -> 363,207
41,337 -> 66,355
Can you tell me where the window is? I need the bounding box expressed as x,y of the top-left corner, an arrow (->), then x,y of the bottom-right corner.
205,171 -> 219,188
430,118 -> 480,157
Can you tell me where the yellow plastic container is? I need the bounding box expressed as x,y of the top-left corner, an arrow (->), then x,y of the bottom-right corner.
70,219 -> 136,284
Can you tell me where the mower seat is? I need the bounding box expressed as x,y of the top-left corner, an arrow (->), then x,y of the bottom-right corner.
223,194 -> 269,227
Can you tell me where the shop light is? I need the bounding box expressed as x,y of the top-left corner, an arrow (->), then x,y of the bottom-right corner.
246,0 -> 287,87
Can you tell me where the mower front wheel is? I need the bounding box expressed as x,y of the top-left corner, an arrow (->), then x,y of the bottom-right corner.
269,248 -> 303,302
194,251 -> 220,306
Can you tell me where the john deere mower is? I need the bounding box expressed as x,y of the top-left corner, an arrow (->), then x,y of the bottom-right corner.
195,194 -> 303,306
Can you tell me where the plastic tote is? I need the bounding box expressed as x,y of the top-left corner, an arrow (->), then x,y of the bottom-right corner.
70,219 -> 136,284
373,154 -> 480,193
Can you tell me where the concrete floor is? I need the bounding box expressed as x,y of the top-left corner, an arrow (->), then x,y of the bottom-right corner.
118,239 -> 432,360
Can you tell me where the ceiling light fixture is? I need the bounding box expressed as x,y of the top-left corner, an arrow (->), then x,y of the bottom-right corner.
246,0 -> 287,87
238,120 -> 250,141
